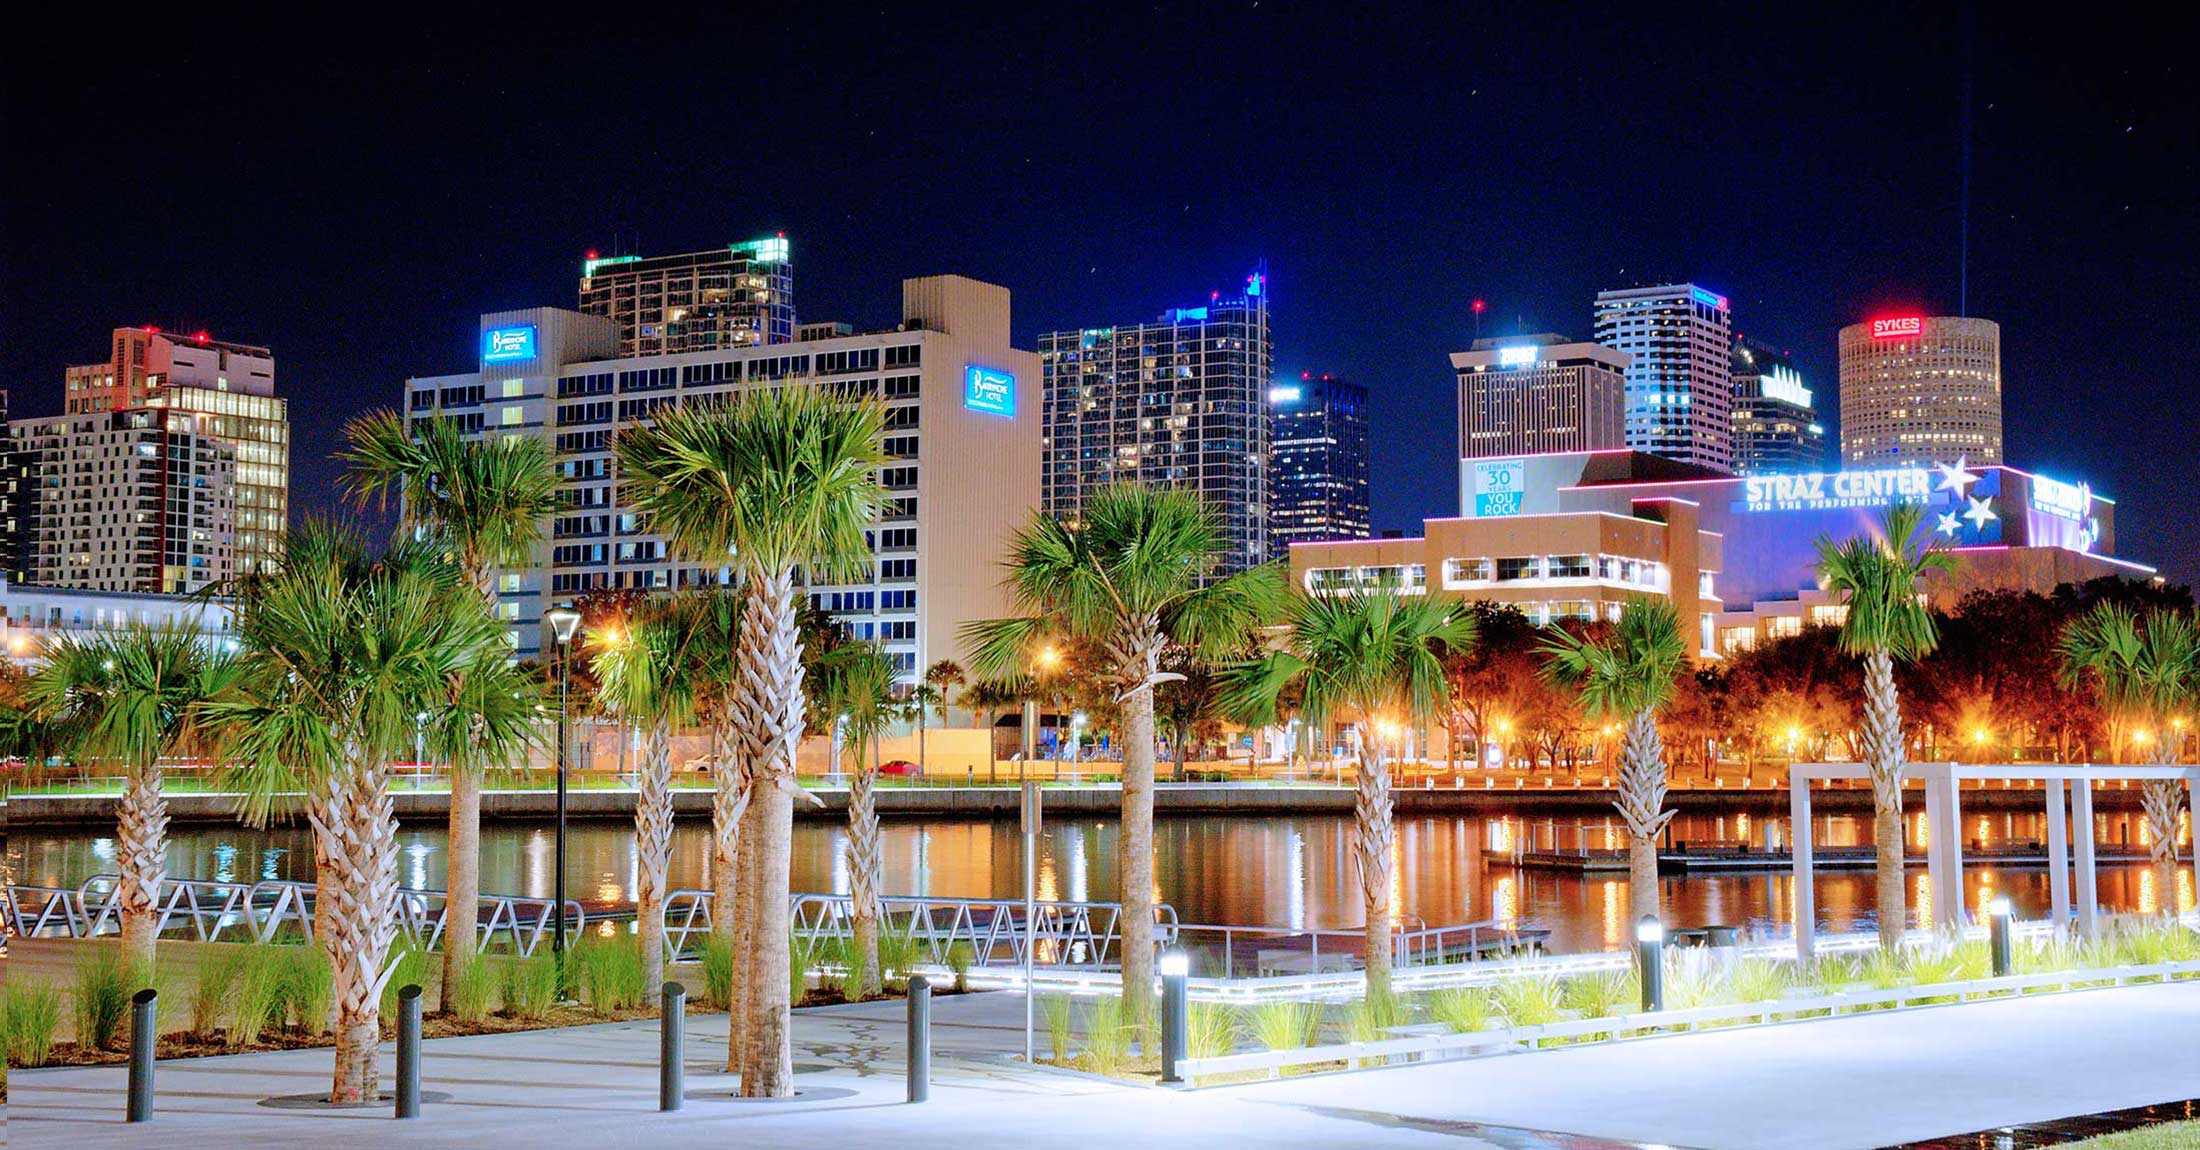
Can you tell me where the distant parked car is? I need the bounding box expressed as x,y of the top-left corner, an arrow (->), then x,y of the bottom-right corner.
879,759 -> 921,777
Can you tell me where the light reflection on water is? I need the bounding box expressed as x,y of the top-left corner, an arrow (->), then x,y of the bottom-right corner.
5,808 -> 2191,955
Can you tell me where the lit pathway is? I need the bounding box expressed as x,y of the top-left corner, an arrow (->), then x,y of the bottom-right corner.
12,982 -> 2200,1149
1225,979 -> 2200,1149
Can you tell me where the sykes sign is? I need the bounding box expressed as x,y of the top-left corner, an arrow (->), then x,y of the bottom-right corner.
1870,316 -> 1924,339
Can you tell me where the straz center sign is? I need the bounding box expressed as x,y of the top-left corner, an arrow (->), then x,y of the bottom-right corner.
1742,467 -> 1933,512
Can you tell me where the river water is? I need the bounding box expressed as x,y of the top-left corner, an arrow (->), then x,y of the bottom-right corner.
7,807 -> 2191,955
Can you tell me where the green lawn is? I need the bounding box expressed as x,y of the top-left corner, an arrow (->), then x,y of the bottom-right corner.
2061,1120 -> 2200,1148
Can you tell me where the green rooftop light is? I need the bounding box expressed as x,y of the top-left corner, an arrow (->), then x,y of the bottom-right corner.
582,254 -> 639,277
731,236 -> 790,263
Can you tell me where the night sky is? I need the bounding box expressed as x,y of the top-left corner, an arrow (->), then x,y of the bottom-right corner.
5,6 -> 2194,583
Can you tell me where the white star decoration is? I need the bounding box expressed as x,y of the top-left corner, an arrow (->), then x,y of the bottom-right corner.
1962,496 -> 1998,530
1936,511 -> 1962,537
1937,456 -> 1980,496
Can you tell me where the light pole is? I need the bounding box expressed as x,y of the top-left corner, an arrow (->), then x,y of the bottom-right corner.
544,605 -> 582,964
1636,915 -> 1665,1013
1067,711 -> 1086,785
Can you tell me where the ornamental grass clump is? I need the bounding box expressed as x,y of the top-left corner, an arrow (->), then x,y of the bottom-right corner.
1079,996 -> 1131,1076
1041,994 -> 1075,1063
280,944 -> 333,1035
445,954 -> 499,1023
576,935 -> 647,1014
3,982 -> 63,1068
73,949 -> 142,1051
1561,969 -> 1634,1020
1245,999 -> 1321,1049
1422,986 -> 1496,1034
227,945 -> 288,1045
1186,1002 -> 1236,1060
1727,957 -> 1794,1006
1489,974 -> 1563,1028
700,938 -> 736,1010
501,956 -> 559,1020
381,942 -> 432,1016
192,950 -> 244,1036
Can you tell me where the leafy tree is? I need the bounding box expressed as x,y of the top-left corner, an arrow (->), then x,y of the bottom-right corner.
2059,603 -> 2200,902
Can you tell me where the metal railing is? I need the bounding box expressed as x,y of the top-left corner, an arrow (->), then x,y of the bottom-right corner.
663,890 -> 1180,970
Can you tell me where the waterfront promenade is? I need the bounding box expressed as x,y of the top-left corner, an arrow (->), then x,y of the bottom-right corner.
12,979 -> 2200,1149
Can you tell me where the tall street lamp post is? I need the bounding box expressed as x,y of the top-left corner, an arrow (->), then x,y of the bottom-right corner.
545,606 -> 583,962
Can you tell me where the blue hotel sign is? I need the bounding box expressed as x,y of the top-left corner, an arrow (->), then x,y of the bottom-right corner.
482,325 -> 538,364
964,365 -> 1015,417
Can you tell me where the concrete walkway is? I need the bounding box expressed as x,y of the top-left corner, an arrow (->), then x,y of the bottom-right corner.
12,982 -> 2200,1149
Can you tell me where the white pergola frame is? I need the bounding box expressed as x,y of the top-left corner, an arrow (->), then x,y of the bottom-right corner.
1790,761 -> 2200,961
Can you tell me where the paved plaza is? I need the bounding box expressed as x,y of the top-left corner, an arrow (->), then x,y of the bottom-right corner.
10,981 -> 2200,1149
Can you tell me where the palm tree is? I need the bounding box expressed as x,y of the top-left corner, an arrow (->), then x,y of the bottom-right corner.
961,675 -> 1025,783
592,598 -> 702,989
925,659 -> 966,723
819,642 -> 900,997
24,625 -> 241,970
1813,504 -> 1957,952
1220,589 -> 1475,1000
339,410 -> 560,995
1539,600 -> 1688,925
213,527 -> 535,1104
615,386 -> 888,1097
964,484 -> 1283,1025
2059,603 -> 2200,906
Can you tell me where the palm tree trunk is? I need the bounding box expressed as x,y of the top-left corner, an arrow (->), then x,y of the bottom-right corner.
708,721 -> 750,1074
848,737 -> 883,1000
2145,734 -> 2183,914
1118,660 -> 1160,1037
1614,708 -> 1674,926
735,567 -> 803,1097
917,715 -> 927,775
1861,650 -> 1908,951
729,782 -> 761,1076
318,756 -> 400,1105
310,774 -> 342,1024
1354,740 -> 1395,1000
440,767 -> 482,1006
635,727 -> 675,991
115,763 -> 168,972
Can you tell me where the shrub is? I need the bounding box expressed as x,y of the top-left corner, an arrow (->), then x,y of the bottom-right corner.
1727,957 -> 1793,1005
502,956 -> 559,1021
3,983 -> 63,1068
446,955 -> 499,1023
73,949 -> 142,1051
280,945 -> 333,1035
1080,996 -> 1131,1076
1244,999 -> 1320,1050
1423,987 -> 1495,1034
1040,994 -> 1074,1063
1186,1002 -> 1236,1060
1490,974 -> 1563,1027
576,936 -> 646,1014
700,938 -> 735,1010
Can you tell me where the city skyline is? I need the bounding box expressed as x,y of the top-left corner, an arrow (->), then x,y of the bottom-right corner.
4,8 -> 2192,584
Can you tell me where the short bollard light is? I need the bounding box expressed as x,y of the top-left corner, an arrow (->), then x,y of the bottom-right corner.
395,984 -> 423,1119
906,975 -> 932,1103
660,981 -> 686,1112
1635,916 -> 1666,1014
126,988 -> 158,1123
1988,896 -> 2014,977
1159,949 -> 1190,1084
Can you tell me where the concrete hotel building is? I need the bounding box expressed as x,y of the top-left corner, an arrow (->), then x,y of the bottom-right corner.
404,273 -> 1040,675
1452,335 -> 1628,460
13,408 -> 238,594
1039,272 -> 1272,574
1729,335 -> 1824,476
1593,283 -> 1735,473
1838,315 -> 2002,467
578,236 -> 797,357
58,328 -> 288,579
1269,373 -> 1370,546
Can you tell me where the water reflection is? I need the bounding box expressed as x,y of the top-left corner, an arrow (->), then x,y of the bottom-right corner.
5,810 -> 2191,956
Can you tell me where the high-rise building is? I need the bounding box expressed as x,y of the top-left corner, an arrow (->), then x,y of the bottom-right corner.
1837,315 -> 2002,467
1729,335 -> 1824,476
1593,283 -> 1736,473
0,389 -> 27,584
1451,335 -> 1628,460
61,327 -> 288,577
577,236 -> 797,357
15,408 -> 238,594
405,274 -> 1040,674
1038,272 -> 1272,573
1269,373 -> 1369,547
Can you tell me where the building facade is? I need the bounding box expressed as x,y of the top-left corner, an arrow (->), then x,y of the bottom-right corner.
1,575 -> 235,667
60,327 -> 287,578
1269,373 -> 1370,547
1593,283 -> 1735,473
405,274 -> 1041,675
1838,315 -> 2002,468
1038,272 -> 1273,573
577,236 -> 797,357
1452,335 -> 1628,461
0,389 -> 25,584
14,408 -> 238,594
1729,335 -> 1824,476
